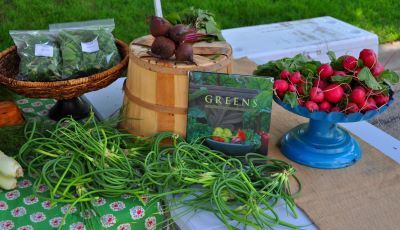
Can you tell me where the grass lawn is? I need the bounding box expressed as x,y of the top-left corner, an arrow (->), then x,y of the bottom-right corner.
0,0 -> 399,154
0,0 -> 399,51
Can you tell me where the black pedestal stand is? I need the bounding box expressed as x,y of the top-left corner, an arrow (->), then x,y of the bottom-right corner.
49,97 -> 90,121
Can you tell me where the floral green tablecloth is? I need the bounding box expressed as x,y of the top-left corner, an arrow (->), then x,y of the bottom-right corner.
0,98 -> 163,230
0,178 -> 163,230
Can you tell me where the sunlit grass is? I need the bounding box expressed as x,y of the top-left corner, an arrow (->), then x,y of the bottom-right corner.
0,0 -> 399,51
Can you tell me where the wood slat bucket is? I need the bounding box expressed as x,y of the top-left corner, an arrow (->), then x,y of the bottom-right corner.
120,35 -> 233,137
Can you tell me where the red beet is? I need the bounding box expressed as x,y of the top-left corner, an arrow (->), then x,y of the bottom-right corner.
317,64 -> 334,79
319,101 -> 332,112
333,70 -> 347,76
359,49 -> 377,68
289,71 -> 302,84
346,102 -> 359,113
313,79 -> 329,89
342,56 -> 358,71
305,101 -> 319,112
374,94 -> 389,106
371,62 -> 385,77
331,106 -> 341,112
175,43 -> 193,62
169,24 -> 191,43
151,36 -> 176,59
309,87 -> 325,103
274,80 -> 289,92
288,84 -> 296,92
149,16 -> 172,37
350,88 -> 366,104
324,84 -> 344,103
280,70 -> 290,80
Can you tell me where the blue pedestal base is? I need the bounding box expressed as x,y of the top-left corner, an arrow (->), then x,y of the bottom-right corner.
280,119 -> 361,169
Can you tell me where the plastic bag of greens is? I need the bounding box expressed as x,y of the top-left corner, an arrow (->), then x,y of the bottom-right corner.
10,30 -> 62,81
49,19 -> 120,79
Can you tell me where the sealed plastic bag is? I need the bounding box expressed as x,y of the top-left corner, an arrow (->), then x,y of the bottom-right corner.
49,19 -> 121,79
10,30 -> 62,81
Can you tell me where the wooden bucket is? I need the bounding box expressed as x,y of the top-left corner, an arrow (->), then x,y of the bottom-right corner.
120,35 -> 233,137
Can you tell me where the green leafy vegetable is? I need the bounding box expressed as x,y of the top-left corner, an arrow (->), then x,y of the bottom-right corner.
166,7 -> 224,41
10,31 -> 62,81
378,70 -> 400,85
327,51 -> 336,62
58,28 -> 120,78
358,67 -> 382,90
283,92 -> 299,108
331,75 -> 353,83
254,54 -> 320,77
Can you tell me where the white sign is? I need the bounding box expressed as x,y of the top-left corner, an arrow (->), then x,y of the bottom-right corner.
34,44 -> 54,57
81,39 -> 100,53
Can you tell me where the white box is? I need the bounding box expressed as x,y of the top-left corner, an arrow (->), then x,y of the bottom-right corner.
222,16 -> 379,64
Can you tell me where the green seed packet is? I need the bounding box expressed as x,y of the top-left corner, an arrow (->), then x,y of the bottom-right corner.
10,30 -> 62,81
187,71 -> 274,156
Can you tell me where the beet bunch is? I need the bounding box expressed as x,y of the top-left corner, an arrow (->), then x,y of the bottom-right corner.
148,16 -> 194,62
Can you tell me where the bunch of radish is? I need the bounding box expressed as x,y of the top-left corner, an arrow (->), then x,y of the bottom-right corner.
148,16 -> 196,62
262,49 -> 399,114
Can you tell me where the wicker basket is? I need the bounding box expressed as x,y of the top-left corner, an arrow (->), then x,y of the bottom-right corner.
0,39 -> 129,100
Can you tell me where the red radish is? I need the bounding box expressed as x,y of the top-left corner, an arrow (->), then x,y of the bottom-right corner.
277,91 -> 285,99
359,49 -> 377,68
273,80 -> 289,92
331,106 -> 341,112
371,62 -> 385,77
350,88 -> 366,104
374,94 -> 389,106
341,83 -> 352,93
289,71 -> 302,84
354,85 -> 366,93
324,84 -> 344,103
354,68 -> 362,77
305,101 -> 319,112
280,70 -> 290,80
298,98 -> 305,106
319,101 -> 332,112
333,70 -> 347,76
345,102 -> 359,113
342,55 -> 358,71
317,64 -> 334,79
312,79 -> 329,89
359,98 -> 377,112
296,84 -> 305,96
309,87 -> 325,103
288,84 -> 296,92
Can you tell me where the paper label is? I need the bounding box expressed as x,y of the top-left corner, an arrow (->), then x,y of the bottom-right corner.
81,39 -> 100,53
34,44 -> 54,57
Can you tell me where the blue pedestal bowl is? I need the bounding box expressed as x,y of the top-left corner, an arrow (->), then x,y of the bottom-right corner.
274,95 -> 394,169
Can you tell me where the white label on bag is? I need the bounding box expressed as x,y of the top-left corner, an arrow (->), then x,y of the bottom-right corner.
81,39 -> 100,53
34,44 -> 54,57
